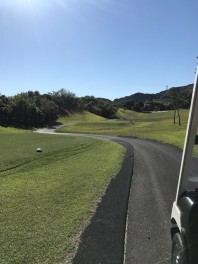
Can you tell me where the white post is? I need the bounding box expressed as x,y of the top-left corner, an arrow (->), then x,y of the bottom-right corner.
175,66 -> 198,203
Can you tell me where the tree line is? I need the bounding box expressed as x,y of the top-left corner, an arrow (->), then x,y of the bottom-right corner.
0,85 -> 193,128
0,89 -> 117,128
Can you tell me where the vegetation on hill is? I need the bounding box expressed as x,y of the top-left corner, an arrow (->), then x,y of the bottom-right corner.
0,83 -> 193,128
0,90 -> 116,128
79,96 -> 117,118
114,84 -> 193,112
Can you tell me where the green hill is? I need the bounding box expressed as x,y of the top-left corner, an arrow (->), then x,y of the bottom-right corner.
114,84 -> 193,108
58,110 -> 106,123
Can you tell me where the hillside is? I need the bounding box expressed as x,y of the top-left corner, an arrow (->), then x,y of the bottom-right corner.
114,84 -> 193,104
58,110 -> 106,123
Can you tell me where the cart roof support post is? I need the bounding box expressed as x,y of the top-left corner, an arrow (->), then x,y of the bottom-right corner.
175,66 -> 198,203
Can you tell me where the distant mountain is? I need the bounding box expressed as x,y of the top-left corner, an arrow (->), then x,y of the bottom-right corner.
114,84 -> 193,104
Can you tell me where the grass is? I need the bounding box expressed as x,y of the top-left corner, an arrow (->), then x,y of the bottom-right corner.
57,109 -> 198,156
57,109 -> 190,150
0,128 -> 125,264
0,126 -> 30,134
58,110 -> 106,123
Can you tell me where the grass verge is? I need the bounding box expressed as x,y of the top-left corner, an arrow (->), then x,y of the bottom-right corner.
0,128 -> 125,264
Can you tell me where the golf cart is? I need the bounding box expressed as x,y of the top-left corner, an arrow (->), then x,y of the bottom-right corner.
171,66 -> 198,264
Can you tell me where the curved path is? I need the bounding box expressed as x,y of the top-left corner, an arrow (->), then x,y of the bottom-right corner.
35,129 -> 183,264
122,138 -> 181,264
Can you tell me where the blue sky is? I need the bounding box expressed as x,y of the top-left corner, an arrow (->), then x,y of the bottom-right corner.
0,0 -> 198,100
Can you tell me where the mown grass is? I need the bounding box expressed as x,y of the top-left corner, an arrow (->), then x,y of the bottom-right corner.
0,128 -> 125,264
57,109 -> 190,150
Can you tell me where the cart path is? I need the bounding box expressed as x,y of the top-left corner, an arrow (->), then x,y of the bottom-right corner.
35,129 -> 183,264
121,138 -> 181,264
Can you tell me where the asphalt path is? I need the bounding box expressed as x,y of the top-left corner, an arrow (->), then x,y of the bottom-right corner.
121,138 -> 181,264
35,129 -> 184,264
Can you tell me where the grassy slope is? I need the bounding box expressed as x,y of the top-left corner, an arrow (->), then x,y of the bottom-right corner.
58,111 -> 106,123
57,109 -> 189,150
0,128 -> 124,264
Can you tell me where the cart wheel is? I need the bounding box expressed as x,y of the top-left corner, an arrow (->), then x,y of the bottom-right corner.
172,232 -> 187,264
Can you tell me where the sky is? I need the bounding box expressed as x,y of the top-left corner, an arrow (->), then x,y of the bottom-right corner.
0,0 -> 198,100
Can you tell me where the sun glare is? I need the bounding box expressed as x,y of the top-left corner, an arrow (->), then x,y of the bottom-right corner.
15,0 -> 39,8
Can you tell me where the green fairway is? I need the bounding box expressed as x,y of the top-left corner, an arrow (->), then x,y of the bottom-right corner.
57,109 -> 190,150
0,128 -> 124,264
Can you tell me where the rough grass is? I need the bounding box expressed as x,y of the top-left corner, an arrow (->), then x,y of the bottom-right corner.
58,111 -> 106,123
0,129 -> 125,264
0,126 -> 30,134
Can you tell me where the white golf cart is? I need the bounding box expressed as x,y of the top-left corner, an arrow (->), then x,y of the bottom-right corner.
171,66 -> 198,264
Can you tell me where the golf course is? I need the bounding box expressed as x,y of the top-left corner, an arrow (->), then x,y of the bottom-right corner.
0,108 -> 194,263
2,0 -> 197,261
57,109 -> 191,151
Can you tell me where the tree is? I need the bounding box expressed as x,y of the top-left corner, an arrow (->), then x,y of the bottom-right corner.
51,89 -> 79,115
40,98 -> 58,125
181,89 -> 192,108
169,89 -> 182,125
79,96 -> 117,118
134,101 -> 144,112
9,92 -> 59,128
0,95 -> 12,126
